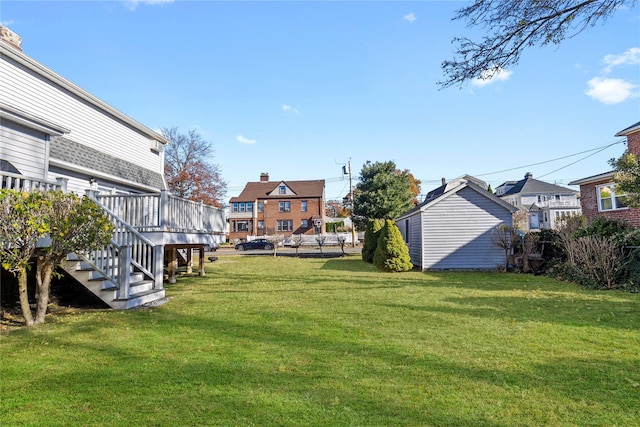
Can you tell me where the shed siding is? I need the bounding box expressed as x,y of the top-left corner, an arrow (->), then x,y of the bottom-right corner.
0,119 -> 47,179
0,53 -> 163,179
421,188 -> 511,270
396,215 -> 423,267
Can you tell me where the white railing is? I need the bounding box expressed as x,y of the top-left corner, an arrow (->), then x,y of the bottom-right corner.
243,233 -> 357,246
96,193 -> 161,231
1,171 -> 66,192
86,194 -> 164,298
95,191 -> 225,234
167,194 -> 226,232
533,199 -> 581,208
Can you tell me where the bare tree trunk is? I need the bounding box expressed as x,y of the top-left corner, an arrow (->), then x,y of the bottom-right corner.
17,268 -> 34,326
35,258 -> 54,325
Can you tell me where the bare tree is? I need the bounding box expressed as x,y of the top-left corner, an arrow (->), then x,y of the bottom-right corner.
316,234 -> 327,256
162,127 -> 227,207
491,224 -> 520,271
264,231 -> 284,257
290,234 -> 303,257
337,234 -> 347,256
440,0 -> 632,88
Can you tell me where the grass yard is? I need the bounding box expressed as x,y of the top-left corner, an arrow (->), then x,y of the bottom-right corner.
1,254 -> 639,426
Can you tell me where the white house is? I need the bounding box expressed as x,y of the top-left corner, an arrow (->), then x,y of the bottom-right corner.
396,175 -> 517,270
0,26 -> 225,308
496,173 -> 581,231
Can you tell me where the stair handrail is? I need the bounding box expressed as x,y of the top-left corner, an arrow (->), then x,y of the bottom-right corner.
87,192 -> 164,293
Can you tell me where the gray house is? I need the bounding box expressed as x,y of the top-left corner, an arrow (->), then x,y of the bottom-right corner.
396,176 -> 517,270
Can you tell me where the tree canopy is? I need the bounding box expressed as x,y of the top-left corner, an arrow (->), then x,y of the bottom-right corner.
439,0 -> 632,88
162,127 -> 227,207
610,151 -> 640,207
353,161 -> 417,227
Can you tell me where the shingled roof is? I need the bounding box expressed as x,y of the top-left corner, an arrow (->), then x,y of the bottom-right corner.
230,179 -> 325,202
501,173 -> 577,196
49,136 -> 166,190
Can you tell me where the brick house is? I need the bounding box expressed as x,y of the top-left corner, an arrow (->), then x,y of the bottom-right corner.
569,121 -> 640,227
228,173 -> 326,241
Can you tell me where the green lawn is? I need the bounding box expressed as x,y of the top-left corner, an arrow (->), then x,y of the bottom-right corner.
2,255 -> 639,426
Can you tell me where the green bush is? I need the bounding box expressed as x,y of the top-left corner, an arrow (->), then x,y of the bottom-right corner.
362,218 -> 384,263
373,220 -> 413,272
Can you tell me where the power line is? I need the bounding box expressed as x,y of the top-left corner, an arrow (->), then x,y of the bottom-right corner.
474,140 -> 624,178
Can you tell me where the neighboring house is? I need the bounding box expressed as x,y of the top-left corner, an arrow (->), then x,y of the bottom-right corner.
0,26 -> 225,308
569,121 -> 640,227
396,175 -> 517,270
496,173 -> 581,231
229,173 -> 325,242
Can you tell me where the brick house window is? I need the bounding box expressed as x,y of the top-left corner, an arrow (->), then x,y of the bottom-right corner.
279,201 -> 291,212
597,184 -> 628,211
258,220 -> 264,230
279,185 -> 286,195
301,201 -> 307,212
232,202 -> 238,212
277,220 -> 293,231
258,202 -> 264,212
301,219 -> 309,228
234,220 -> 250,232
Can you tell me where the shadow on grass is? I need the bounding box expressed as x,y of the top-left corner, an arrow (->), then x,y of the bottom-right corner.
18,307 -> 638,426
380,291 -> 640,330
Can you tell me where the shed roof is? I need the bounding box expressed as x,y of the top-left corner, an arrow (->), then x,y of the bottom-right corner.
397,175 -> 517,220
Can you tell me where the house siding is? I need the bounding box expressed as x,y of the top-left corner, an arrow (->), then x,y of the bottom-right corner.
0,119 -> 47,179
421,188 -> 510,270
0,48 -> 164,182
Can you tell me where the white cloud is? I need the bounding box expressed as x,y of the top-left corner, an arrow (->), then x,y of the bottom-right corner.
471,67 -> 513,87
236,135 -> 257,145
585,77 -> 639,104
403,13 -> 417,23
124,0 -> 173,11
603,47 -> 640,74
282,104 -> 300,114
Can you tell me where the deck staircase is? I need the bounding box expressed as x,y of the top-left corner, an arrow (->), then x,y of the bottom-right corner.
58,195 -> 166,309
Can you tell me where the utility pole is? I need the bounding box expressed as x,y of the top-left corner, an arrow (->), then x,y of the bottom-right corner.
348,159 -> 356,247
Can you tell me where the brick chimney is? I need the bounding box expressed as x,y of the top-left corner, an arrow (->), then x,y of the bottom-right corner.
260,173 -> 269,182
0,26 -> 23,51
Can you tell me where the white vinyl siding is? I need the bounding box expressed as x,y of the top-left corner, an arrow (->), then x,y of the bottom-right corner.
0,52 -> 163,176
0,119 -> 47,179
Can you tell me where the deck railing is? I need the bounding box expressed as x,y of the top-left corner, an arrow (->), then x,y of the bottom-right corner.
1,171 -> 67,192
95,191 -> 225,234
85,194 -> 164,298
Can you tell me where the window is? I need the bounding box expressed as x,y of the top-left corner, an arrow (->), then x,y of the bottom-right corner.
258,220 -> 264,229
301,201 -> 307,212
246,202 -> 253,213
301,219 -> 309,228
239,202 -> 246,212
279,185 -> 286,195
232,202 -> 238,213
277,220 -> 293,231
279,201 -> 291,212
258,202 -> 264,212
597,184 -> 628,211
234,220 -> 250,232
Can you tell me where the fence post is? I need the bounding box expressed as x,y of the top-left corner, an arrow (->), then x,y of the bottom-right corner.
118,245 -> 131,300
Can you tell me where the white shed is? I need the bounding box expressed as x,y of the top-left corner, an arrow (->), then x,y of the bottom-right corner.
396,176 -> 517,270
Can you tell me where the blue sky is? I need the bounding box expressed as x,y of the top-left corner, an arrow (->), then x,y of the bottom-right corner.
2,1 -> 639,202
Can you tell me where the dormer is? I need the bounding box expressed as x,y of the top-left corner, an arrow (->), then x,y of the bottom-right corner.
268,181 -> 297,197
